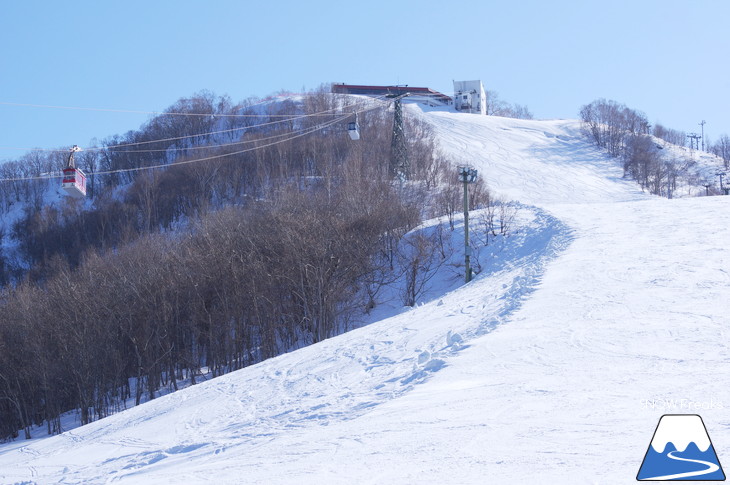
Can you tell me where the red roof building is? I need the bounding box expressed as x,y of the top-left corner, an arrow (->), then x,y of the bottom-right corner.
331,84 -> 452,106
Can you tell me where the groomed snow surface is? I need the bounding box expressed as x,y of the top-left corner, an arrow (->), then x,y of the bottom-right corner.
2,108 -> 730,484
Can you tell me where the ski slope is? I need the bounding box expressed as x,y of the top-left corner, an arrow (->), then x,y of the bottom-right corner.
2,108 -> 730,484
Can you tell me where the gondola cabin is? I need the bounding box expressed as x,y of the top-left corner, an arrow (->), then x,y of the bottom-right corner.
347,121 -> 360,140
62,167 -> 87,198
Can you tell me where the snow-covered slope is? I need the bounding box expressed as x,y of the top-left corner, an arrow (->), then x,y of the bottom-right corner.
430,117 -> 644,205
2,109 -> 730,484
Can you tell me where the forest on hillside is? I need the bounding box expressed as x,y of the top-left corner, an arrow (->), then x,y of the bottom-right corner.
0,87 -> 499,441
580,98 -> 730,197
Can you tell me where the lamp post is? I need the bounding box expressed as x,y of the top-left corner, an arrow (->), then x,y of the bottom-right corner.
458,166 -> 478,283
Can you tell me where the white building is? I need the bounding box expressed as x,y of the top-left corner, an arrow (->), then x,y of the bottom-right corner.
453,80 -> 486,115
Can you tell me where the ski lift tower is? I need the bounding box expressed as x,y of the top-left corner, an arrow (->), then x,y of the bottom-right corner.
387,92 -> 409,180
331,84 -> 452,180
717,171 -> 729,195
459,165 -> 478,283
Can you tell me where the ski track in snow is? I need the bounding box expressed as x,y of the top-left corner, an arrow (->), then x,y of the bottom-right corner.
643,450 -> 720,480
0,202 -> 571,484
2,107 -> 730,484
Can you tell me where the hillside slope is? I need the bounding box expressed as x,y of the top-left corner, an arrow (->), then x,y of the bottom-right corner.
2,110 -> 729,484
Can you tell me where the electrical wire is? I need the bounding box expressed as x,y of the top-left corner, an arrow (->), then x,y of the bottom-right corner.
0,95 -> 337,118
0,119 -> 343,182
0,95 -> 388,154
96,97 -> 382,151
98,118 -> 348,176
0,100 -> 385,183
94,123 -> 326,154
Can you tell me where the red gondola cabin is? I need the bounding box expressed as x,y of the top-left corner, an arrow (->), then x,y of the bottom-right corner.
62,167 -> 87,198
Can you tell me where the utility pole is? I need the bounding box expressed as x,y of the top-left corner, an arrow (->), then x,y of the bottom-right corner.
699,120 -> 706,151
458,166 -> 478,283
387,94 -> 409,180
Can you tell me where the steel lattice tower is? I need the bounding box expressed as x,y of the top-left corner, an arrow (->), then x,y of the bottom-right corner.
389,96 -> 409,180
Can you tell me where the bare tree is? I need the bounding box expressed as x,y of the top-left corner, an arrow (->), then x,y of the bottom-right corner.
398,229 -> 447,307
580,98 -> 648,157
653,123 -> 686,147
712,135 -> 730,169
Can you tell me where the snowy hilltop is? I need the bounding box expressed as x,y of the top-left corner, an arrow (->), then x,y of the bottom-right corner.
1,105 -> 729,484
651,414 -> 712,453
638,414 -> 725,480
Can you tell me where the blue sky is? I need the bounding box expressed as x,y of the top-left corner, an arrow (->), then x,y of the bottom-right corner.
1,0 -> 728,161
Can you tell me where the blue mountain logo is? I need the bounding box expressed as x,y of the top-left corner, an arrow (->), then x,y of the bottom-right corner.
637,414 -> 725,481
